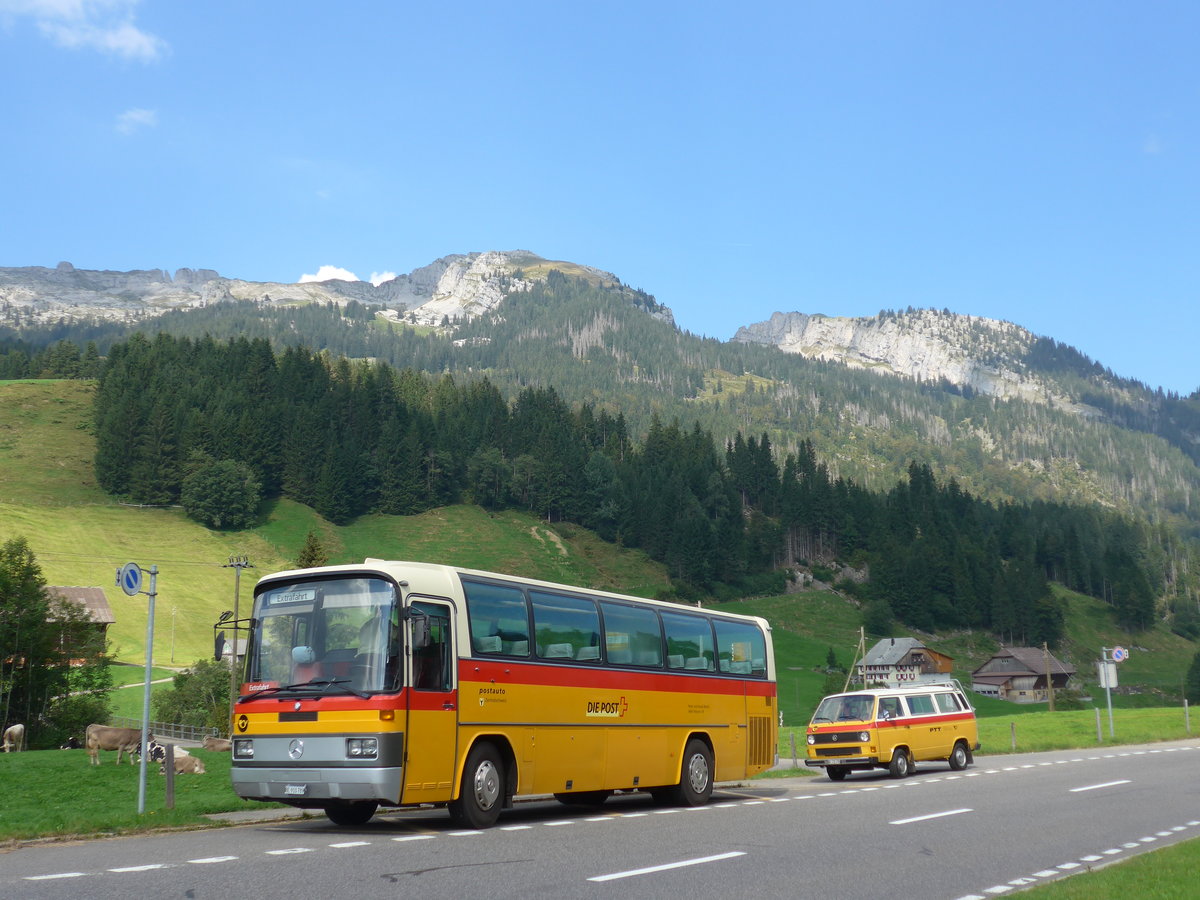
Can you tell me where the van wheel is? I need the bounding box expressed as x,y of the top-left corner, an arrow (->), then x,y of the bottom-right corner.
448,742 -> 504,828
888,748 -> 913,778
827,766 -> 849,782
949,741 -> 969,771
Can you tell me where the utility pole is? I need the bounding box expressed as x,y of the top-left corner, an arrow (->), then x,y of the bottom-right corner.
222,556 -> 254,722
1043,642 -> 1055,712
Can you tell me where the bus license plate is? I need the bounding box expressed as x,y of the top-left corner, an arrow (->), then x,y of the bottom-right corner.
284,784 -> 308,796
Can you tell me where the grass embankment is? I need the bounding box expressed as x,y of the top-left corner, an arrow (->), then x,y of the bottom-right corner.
1016,838 -> 1200,899
0,748 -> 272,841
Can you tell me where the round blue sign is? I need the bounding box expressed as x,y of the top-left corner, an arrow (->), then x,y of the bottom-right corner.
1112,646 -> 1128,663
118,562 -> 142,596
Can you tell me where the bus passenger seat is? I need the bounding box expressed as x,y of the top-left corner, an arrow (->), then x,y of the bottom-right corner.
476,635 -> 502,653
576,646 -> 600,661
544,643 -> 573,658
685,657 -> 707,669
668,654 -> 685,668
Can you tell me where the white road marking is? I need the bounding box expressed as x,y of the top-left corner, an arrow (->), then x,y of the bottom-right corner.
588,851 -> 746,882
329,841 -> 370,848
266,848 -> 313,855
890,808 -> 973,825
392,834 -> 436,842
25,873 -> 86,881
1069,779 -> 1131,792
189,856 -> 238,864
108,864 -> 168,872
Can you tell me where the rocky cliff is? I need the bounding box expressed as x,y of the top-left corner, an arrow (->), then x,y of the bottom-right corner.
732,308 -> 1081,407
0,251 -> 651,329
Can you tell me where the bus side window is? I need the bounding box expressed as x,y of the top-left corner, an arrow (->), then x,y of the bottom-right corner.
463,580 -> 529,657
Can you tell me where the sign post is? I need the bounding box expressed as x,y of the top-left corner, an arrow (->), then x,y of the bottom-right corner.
1098,646 -> 1127,739
117,562 -> 157,815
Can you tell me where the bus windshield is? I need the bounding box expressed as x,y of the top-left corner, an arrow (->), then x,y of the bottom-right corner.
246,576 -> 399,695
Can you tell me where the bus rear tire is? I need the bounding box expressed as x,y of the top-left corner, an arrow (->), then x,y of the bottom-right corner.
667,738 -> 714,806
324,801 -> 377,827
449,742 -> 504,829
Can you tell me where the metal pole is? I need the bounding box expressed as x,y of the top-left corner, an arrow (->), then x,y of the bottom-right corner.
138,565 -> 157,816
223,557 -> 253,725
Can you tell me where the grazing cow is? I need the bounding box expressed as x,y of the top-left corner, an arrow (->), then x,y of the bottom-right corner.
2,723 -> 24,752
160,755 -> 206,775
60,736 -> 82,750
84,724 -> 148,766
203,736 -> 232,752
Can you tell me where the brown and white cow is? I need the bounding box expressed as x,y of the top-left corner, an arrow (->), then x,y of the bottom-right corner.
85,724 -> 148,765
160,755 -> 206,775
203,736 -> 232,752
2,723 -> 24,752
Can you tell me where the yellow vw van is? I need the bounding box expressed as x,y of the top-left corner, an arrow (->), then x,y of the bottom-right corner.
805,680 -> 979,781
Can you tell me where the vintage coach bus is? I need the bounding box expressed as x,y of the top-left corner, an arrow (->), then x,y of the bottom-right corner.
227,560 -> 777,827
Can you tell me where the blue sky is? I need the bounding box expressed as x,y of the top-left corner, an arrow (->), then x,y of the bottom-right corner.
2,1 -> 1197,395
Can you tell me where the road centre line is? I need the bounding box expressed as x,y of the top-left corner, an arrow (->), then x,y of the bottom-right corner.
189,856 -> 238,864
588,851 -> 746,882
890,808 -> 973,825
1069,780 -> 1131,792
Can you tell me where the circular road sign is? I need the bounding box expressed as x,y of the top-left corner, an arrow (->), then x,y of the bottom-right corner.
1112,646 -> 1128,663
118,562 -> 142,597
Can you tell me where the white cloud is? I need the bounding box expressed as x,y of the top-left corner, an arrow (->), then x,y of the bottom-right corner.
1143,134 -> 1164,155
115,106 -> 155,134
369,271 -> 397,287
0,0 -> 167,62
299,265 -> 360,284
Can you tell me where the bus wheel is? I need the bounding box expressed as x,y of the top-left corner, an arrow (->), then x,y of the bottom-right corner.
669,738 -> 714,806
449,742 -> 504,828
827,766 -> 849,782
324,801 -> 377,827
949,741 -> 969,771
554,790 -> 611,806
888,748 -> 913,779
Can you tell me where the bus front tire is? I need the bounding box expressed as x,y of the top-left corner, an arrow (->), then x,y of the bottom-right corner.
324,801 -> 377,827
449,742 -> 504,828
668,738 -> 714,806
827,766 -> 849,782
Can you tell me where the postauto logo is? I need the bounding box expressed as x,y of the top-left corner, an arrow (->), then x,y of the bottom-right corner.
585,696 -> 628,718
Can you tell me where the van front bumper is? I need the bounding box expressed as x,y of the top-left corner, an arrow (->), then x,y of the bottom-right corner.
805,756 -> 879,768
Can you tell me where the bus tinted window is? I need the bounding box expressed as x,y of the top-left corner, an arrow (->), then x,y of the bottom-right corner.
714,619 -> 767,677
661,611 -> 715,671
463,581 -> 529,656
530,591 -> 600,662
599,601 -> 663,667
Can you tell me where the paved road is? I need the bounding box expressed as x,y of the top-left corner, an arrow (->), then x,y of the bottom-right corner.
4,740 -> 1198,899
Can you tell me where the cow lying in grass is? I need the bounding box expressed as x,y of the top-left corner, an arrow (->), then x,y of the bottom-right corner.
160,755 -> 206,775
203,736 -> 232,752
136,740 -> 190,763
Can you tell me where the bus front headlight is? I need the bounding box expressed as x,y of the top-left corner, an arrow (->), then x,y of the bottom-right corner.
346,738 -> 378,759
233,739 -> 254,759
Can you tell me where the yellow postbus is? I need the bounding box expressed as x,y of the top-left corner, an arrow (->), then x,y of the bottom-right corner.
228,560 -> 777,827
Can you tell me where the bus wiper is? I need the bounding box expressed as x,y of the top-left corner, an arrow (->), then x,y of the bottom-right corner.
239,678 -> 366,700
811,716 -> 832,723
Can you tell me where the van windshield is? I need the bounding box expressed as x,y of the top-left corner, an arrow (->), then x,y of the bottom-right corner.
811,694 -> 876,723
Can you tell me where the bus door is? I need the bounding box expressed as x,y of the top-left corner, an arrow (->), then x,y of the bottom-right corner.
401,599 -> 458,803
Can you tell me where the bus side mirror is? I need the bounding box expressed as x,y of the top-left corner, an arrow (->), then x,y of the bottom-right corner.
214,630 -> 226,662
411,617 -> 431,650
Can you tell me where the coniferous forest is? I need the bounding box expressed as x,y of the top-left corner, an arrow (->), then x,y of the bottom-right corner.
86,331 -> 1181,647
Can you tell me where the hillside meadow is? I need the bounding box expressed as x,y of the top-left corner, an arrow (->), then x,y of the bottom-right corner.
3,378 -> 1197,721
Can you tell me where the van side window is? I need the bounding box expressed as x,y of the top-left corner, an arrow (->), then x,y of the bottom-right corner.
878,697 -> 903,720
935,692 -> 962,712
906,694 -> 935,715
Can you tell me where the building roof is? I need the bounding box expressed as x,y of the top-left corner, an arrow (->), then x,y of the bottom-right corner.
45,586 -> 116,625
972,645 -> 1076,677
862,637 -> 927,667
